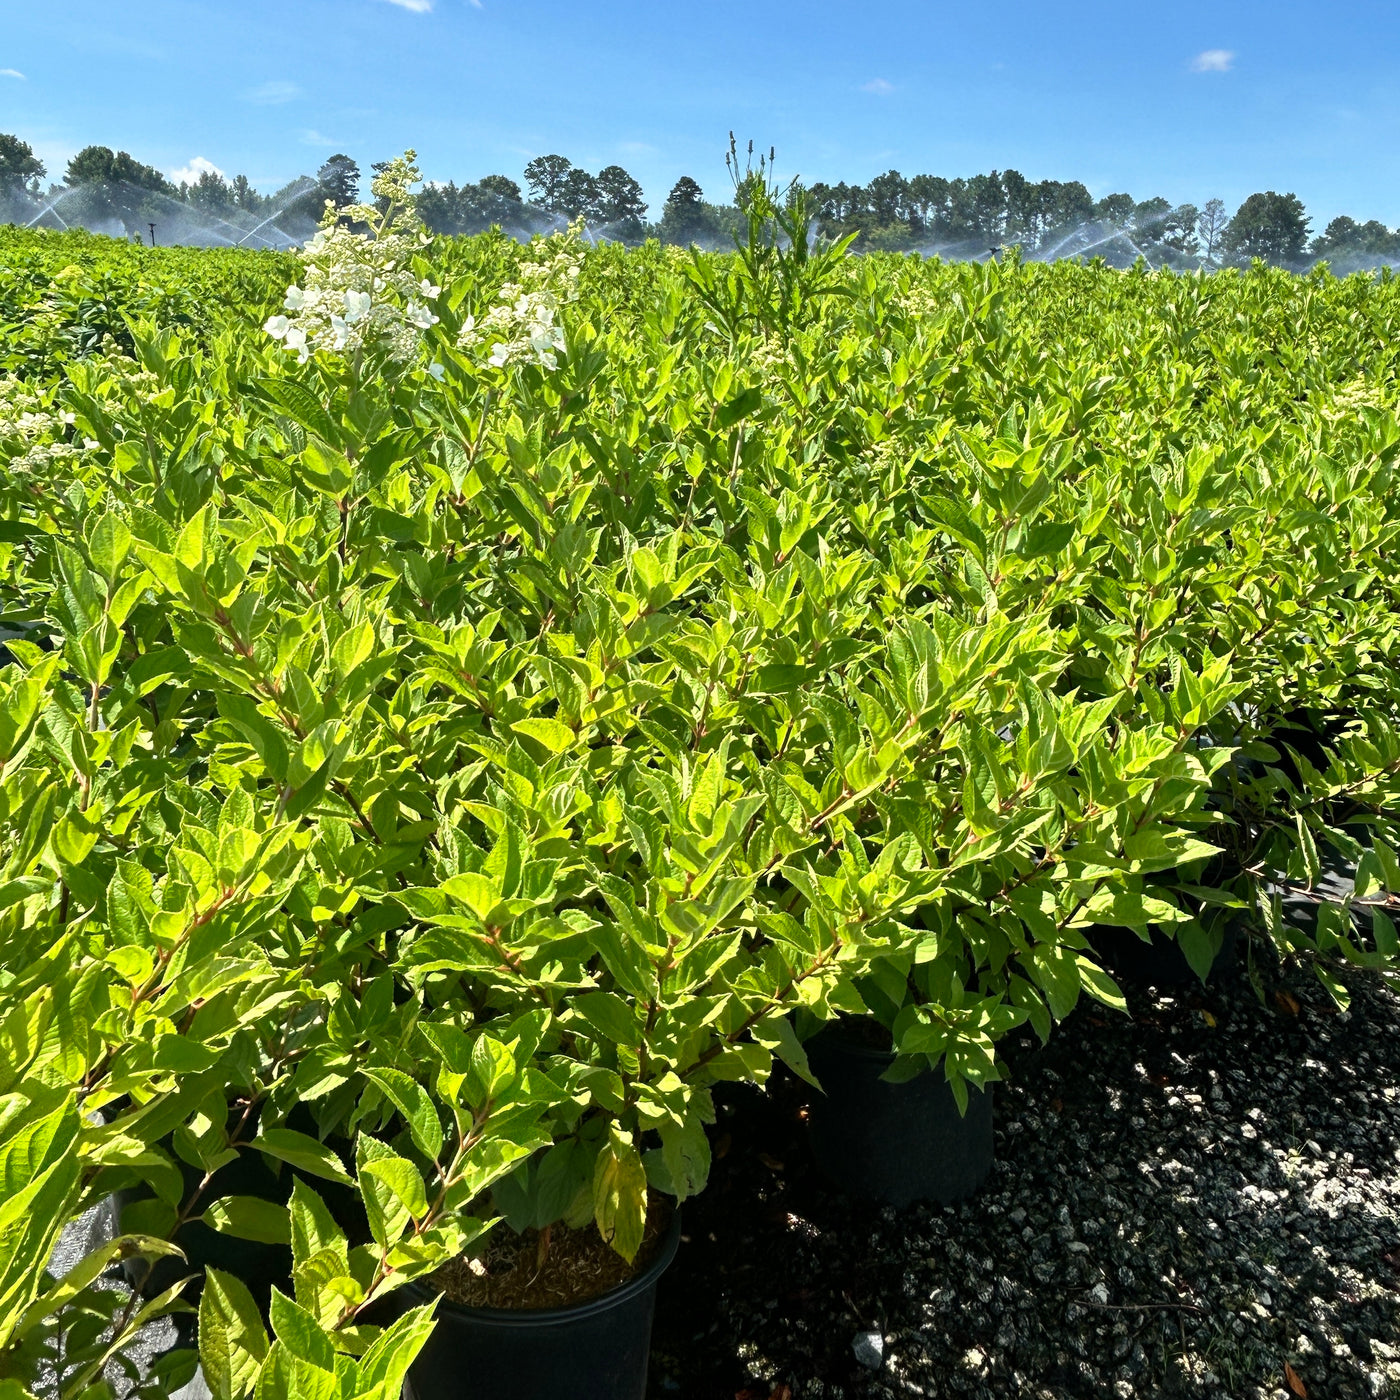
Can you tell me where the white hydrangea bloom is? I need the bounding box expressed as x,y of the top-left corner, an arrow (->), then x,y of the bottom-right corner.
0,377 -> 100,477
265,151 -> 440,367
458,221 -> 584,371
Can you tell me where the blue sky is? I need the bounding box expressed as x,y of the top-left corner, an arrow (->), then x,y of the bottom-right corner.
3,0 -> 1399,229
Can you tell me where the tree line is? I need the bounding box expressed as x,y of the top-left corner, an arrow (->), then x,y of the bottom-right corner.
1,131 -> 1397,267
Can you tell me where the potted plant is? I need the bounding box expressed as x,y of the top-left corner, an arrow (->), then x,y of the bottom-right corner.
794,644 -> 1242,1203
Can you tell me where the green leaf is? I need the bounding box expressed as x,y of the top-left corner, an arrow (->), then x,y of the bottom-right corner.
362,1155 -> 428,1222
202,1196 -> 292,1246
200,1268 -> 270,1400
52,805 -> 102,867
258,378 -> 341,448
364,1066 -> 445,1161
88,511 -> 132,582
250,1129 -> 353,1187
593,1126 -> 648,1263
331,622 -> 375,678
287,1180 -> 348,1278
646,1116 -> 710,1202
356,1304 -> 440,1396
751,1015 -> 819,1088
440,871 -> 500,921
1314,962 -> 1351,1011
510,717 -> 576,754
571,992 -> 640,1048
1177,920 -> 1221,983
715,386 -> 763,430
463,1035 -> 516,1112
268,1286 -> 335,1371
1024,944 -> 1081,1020
174,508 -> 210,571
1296,815 -> 1321,888
1075,956 -> 1127,1013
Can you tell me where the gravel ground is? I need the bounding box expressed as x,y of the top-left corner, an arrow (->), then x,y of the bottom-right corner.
647,956 -> 1400,1400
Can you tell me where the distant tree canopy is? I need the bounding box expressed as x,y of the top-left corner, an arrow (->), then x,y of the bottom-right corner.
1312,215 -> 1400,262
13,129 -> 1400,270
317,155 -> 362,210
0,134 -> 44,197
478,174 -> 522,202
659,176 -> 706,245
518,155 -> 647,229
1197,198 -> 1230,265
1223,191 -> 1311,264
523,155 -> 574,211
1093,193 -> 1136,227
809,169 -> 1101,251
417,177 -> 546,237
65,146 -> 174,195
656,175 -> 741,247
594,165 -> 647,229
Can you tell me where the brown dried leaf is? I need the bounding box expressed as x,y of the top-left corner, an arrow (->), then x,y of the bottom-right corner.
1285,1361 -> 1308,1398
1275,990 -> 1302,1017
758,1151 -> 785,1172
715,1132 -> 732,1160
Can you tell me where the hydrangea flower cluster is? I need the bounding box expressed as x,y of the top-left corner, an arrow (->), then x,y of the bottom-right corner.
265,151 -> 440,366
1320,377 -> 1390,422
0,376 -> 98,479
458,223 -> 584,371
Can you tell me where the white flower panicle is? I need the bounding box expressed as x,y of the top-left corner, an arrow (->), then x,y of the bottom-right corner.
458,222 -> 584,371
0,376 -> 99,477
264,151 -> 441,366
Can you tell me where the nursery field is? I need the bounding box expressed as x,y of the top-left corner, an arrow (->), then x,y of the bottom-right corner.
2,161 -> 1400,1400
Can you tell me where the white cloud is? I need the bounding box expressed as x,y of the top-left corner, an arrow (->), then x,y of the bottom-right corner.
0,68 -> 25,80
861,78 -> 894,95
299,129 -> 337,148
379,0 -> 433,10
247,80 -> 300,105
1190,49 -> 1235,73
169,155 -> 225,186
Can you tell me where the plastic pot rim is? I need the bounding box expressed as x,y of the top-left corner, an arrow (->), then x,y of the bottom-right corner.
811,1024 -> 989,1077
402,1208 -> 681,1329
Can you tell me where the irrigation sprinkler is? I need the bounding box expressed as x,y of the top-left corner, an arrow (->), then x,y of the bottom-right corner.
148,223 -> 157,247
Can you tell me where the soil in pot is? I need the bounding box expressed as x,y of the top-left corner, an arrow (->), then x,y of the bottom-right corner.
404,1202 -> 680,1400
805,1023 -> 993,1208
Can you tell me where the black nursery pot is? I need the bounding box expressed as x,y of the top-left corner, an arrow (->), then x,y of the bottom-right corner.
402,1211 -> 682,1400
1088,921 -> 1238,988
116,1138 -> 290,1304
115,1108 -> 360,1312
805,1028 -> 993,1208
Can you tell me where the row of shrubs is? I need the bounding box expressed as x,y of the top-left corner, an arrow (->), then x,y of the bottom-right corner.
2,161 -> 1399,1397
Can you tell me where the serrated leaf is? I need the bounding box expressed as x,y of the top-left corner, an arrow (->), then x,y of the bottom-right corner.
364,1066 -> 444,1161
250,1129 -> 353,1187
202,1196 -> 291,1246
200,1268 -> 269,1400
593,1127 -> 647,1263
